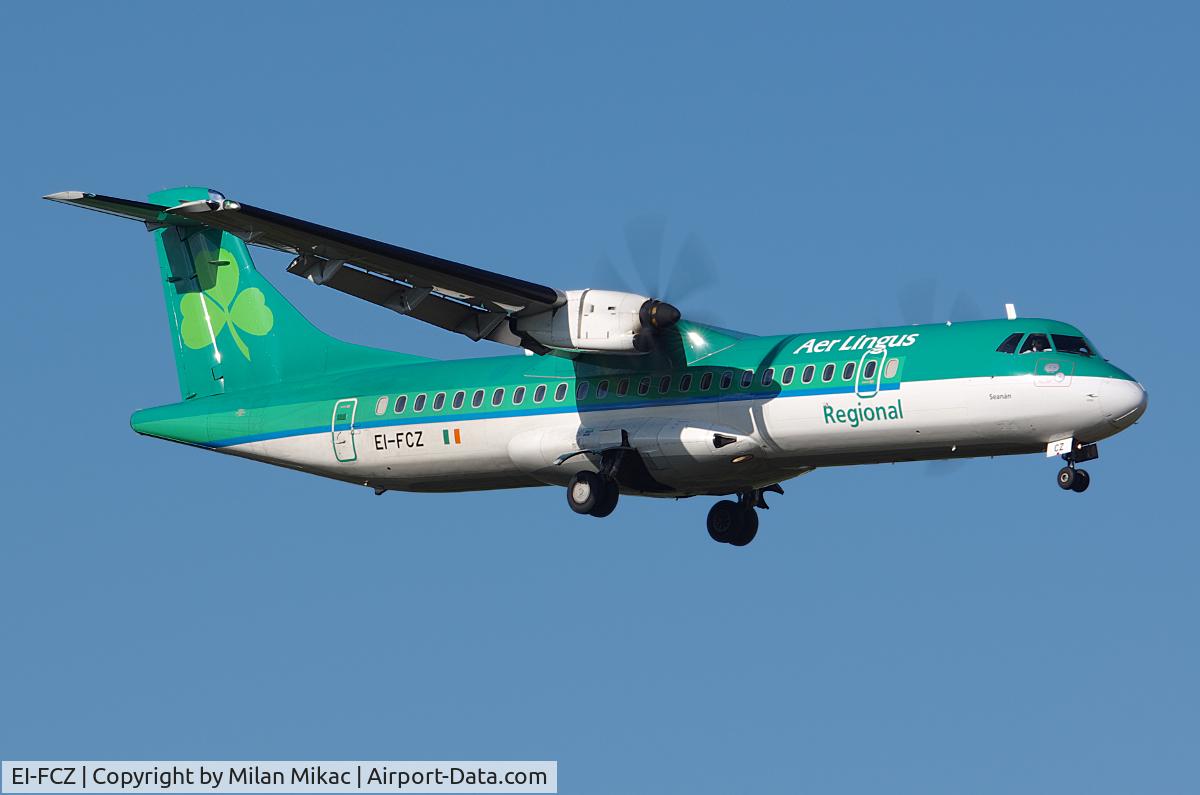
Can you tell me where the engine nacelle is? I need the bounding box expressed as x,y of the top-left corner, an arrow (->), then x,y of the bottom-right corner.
513,289 -> 679,354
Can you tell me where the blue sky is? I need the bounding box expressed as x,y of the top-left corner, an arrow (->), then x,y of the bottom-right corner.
1,2 -> 1196,793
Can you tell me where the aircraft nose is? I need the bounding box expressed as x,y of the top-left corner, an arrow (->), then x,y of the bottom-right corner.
1100,379 -> 1148,429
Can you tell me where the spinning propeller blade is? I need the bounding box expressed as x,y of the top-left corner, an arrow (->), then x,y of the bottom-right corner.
594,215 -> 725,327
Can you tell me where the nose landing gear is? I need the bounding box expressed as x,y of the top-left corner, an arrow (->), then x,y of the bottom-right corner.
1057,466 -> 1091,492
1056,442 -> 1098,493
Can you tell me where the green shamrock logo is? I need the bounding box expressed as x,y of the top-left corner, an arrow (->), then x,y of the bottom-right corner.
179,249 -> 274,361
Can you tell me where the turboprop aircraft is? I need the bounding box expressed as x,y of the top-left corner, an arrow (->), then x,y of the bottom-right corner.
46,187 -> 1148,546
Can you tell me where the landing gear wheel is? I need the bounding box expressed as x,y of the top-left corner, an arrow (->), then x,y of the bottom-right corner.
707,500 -> 759,546
727,509 -> 759,547
1071,469 -> 1090,493
707,500 -> 738,543
590,480 -> 620,517
567,472 -> 619,517
567,471 -> 604,515
1057,466 -> 1076,491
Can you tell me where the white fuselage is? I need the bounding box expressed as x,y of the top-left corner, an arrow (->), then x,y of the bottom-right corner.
221,373 -> 1146,496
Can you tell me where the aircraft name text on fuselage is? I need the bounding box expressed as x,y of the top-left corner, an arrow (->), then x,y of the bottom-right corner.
793,332 -> 920,355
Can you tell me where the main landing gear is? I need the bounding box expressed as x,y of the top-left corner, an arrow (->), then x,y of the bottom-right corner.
1057,442 -> 1099,493
706,485 -> 783,547
565,471 -> 783,547
567,471 -> 619,518
707,500 -> 758,546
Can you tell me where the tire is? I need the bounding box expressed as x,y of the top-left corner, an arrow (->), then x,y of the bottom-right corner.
567,471 -> 603,515
1071,469 -> 1091,493
707,500 -> 739,543
1057,466 -> 1076,490
728,509 -> 759,547
590,479 -> 620,517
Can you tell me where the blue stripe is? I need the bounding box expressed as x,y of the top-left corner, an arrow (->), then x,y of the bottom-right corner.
209,381 -> 900,448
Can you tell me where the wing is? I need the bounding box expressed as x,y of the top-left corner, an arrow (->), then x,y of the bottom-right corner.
45,190 -> 565,349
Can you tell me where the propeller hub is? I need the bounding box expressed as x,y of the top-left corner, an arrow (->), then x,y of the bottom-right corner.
640,299 -> 681,330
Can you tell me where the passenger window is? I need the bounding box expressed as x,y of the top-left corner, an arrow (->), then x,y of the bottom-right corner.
996,332 -> 1022,354
720,371 -> 733,390
659,375 -> 671,394
513,386 -> 526,405
842,361 -> 855,381
576,381 -> 589,400
375,396 -> 389,416
863,360 -> 877,380
472,389 -> 485,408
822,364 -> 835,382
596,380 -> 609,399
534,384 -> 547,403
782,366 -> 795,385
761,368 -> 774,386
393,395 -> 407,414
1019,333 -> 1051,354
679,374 -> 692,391
452,391 -> 465,410
638,377 -> 651,396
413,393 -> 427,412
554,383 -> 568,401
432,392 -> 446,411
801,365 -> 815,384
492,388 -> 505,406
617,378 -> 629,396
884,359 -> 899,379
740,370 -> 753,388
700,372 -> 713,391
1051,334 -> 1094,357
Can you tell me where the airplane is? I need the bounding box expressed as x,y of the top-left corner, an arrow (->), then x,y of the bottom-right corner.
45,186 -> 1148,546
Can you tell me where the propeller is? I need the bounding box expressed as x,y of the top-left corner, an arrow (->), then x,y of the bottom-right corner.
624,214 -> 668,298
594,214 -> 723,327
897,277 -> 985,326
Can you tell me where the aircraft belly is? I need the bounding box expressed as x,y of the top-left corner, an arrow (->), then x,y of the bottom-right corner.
504,404 -> 773,494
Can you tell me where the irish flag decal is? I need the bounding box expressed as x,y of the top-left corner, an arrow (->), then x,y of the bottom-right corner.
442,428 -> 463,446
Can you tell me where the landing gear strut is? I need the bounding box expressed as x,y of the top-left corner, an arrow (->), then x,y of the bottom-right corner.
1057,442 -> 1098,493
567,471 -> 620,517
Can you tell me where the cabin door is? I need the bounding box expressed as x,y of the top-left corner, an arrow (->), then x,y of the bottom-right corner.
331,398 -> 358,462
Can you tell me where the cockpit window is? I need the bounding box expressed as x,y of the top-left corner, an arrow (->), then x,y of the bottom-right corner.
996,332 -> 1022,354
1019,333 -> 1051,354
1051,334 -> 1095,357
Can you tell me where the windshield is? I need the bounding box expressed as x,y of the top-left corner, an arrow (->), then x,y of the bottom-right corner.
1052,334 -> 1096,357
1019,333 -> 1051,354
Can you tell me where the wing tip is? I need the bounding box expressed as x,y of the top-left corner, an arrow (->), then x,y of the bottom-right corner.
44,190 -> 90,202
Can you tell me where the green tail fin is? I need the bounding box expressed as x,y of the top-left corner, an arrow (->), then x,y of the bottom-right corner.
149,187 -> 423,399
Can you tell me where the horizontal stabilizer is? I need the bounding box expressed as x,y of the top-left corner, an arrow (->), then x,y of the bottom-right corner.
46,188 -> 566,351
44,190 -> 204,228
